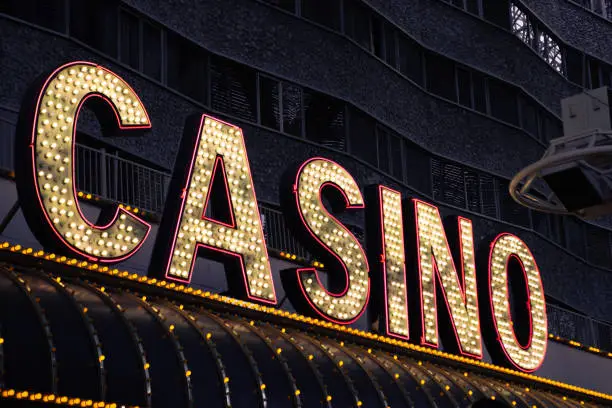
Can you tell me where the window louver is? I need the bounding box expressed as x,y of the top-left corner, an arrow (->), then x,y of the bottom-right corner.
211,58 -> 257,123
432,159 -> 466,209
464,169 -> 481,214
480,174 -> 499,218
499,180 -> 530,227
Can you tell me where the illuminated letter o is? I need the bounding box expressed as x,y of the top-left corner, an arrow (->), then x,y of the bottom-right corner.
483,234 -> 547,372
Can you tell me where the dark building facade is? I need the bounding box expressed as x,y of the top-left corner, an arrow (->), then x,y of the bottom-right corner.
0,0 -> 612,407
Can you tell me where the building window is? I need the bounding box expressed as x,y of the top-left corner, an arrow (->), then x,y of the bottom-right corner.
425,53 -> 457,102
480,173 -> 499,218
389,133 -> 403,180
498,180 -> 530,227
398,37 -> 424,86
564,216 -> 587,259
343,0 -> 372,50
488,78 -> 519,125
585,225 -> 612,267
304,91 -> 346,151
432,158 -> 466,209
565,48 -> 585,86
472,72 -> 488,114
464,169 -> 482,214
258,75 -> 304,137
117,11 -> 164,82
403,141 -> 431,195
539,113 -> 562,143
603,67 -> 612,87
384,26 -> 398,69
588,58 -> 602,88
167,32 -> 209,104
510,4 -> 534,47
258,76 -> 281,131
282,83 -> 304,137
592,0 -> 612,19
377,126 -> 390,173
347,107 -> 376,166
482,0 -> 510,29
261,0 -> 297,13
0,0 -> 67,32
537,32 -> 564,74
456,67 -> 473,108
368,18 -> 398,68
211,57 -> 257,122
70,0 -> 118,57
511,3 -> 564,75
302,0 -> 341,31
466,0 -> 482,15
376,126 -> 404,179
371,16 -> 385,60
119,10 -> 140,70
142,21 -> 163,81
519,95 -> 538,137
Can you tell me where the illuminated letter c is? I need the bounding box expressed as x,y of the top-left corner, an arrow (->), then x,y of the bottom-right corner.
16,61 -> 152,262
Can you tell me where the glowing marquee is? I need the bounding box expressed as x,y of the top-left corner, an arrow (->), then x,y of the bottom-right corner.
14,61 -> 548,373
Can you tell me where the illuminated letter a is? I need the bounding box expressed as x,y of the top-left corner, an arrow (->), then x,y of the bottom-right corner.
151,115 -> 277,304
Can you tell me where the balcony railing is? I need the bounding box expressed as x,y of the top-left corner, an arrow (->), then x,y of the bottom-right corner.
75,144 -> 169,214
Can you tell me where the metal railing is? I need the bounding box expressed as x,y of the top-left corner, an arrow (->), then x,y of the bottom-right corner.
0,109 -> 170,214
260,206 -> 312,260
75,145 -> 169,214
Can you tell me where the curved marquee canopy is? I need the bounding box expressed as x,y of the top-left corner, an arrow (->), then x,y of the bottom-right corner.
0,261 -> 603,408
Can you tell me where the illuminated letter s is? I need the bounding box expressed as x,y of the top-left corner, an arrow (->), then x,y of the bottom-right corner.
16,61 -> 152,262
281,158 -> 370,324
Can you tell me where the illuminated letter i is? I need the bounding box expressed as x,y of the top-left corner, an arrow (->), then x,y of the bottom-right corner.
365,185 -> 409,339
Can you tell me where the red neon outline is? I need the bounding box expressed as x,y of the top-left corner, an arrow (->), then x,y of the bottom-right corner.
163,114 -> 277,305
293,157 -> 370,325
487,233 -> 548,373
200,155 -> 237,229
412,199 -> 483,360
377,185 -> 409,340
28,61 -> 152,263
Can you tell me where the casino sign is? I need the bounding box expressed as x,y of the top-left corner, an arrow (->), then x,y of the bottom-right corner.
15,61 -> 547,376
